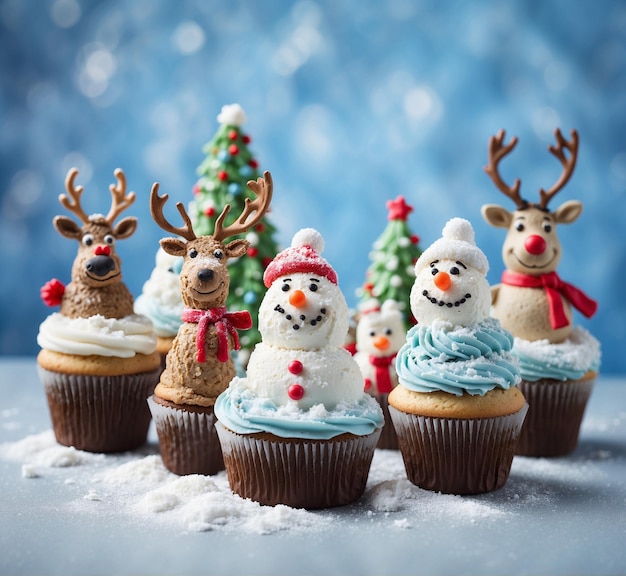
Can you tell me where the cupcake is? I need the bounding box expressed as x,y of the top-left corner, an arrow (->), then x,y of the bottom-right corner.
215,229 -> 384,509
147,171 -> 273,475
481,128 -> 600,456
37,168 -> 161,453
354,299 -> 405,449
390,218 -> 527,495
134,247 -> 184,368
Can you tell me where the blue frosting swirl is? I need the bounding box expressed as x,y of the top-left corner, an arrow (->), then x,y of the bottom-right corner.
513,327 -> 601,382
134,297 -> 182,337
215,379 -> 384,440
395,317 -> 521,396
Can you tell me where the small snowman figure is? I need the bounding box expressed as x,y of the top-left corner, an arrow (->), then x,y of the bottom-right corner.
354,298 -> 405,449
244,228 -> 365,410
410,217 -> 491,329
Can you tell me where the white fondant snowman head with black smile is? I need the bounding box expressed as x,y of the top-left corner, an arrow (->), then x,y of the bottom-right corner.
410,218 -> 491,328
260,228 -> 349,350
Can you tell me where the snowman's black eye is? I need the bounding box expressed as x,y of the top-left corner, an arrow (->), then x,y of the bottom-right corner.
431,268 -> 438,276
385,329 -> 392,335
369,330 -> 376,337
281,283 -> 290,292
309,283 -> 318,292
450,266 -> 459,275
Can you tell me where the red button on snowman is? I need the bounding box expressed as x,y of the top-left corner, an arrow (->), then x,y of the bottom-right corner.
243,228 -> 364,410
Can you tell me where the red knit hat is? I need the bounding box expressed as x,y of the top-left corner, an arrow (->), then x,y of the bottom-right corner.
263,228 -> 338,288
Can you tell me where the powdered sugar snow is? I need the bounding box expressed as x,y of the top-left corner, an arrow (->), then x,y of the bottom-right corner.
0,428 -> 609,535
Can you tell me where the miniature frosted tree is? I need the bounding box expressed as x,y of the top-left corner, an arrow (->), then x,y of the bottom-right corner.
356,195 -> 422,329
189,104 -> 279,359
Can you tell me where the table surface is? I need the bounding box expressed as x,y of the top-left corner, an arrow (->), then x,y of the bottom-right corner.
1,358 -> 625,576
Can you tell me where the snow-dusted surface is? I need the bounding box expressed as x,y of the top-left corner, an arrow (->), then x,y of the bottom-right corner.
1,359 -> 626,576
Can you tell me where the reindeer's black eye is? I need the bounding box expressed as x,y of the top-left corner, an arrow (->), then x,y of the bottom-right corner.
450,266 -> 460,275
308,283 -> 318,292
281,283 -> 290,292
189,249 -> 198,258
543,223 -> 552,233
82,234 -> 94,247
213,249 -> 224,259
515,222 -> 525,232
103,234 -> 115,246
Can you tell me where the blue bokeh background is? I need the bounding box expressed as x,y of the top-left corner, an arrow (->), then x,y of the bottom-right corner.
1,0 -> 625,374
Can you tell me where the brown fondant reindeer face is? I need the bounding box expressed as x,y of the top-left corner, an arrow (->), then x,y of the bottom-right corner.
55,169 -> 137,288
481,129 -> 582,277
51,168 -> 137,319
150,171 -> 273,311
480,129 -> 597,343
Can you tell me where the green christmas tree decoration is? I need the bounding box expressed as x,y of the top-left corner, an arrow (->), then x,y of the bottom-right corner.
189,104 -> 280,360
356,195 -> 423,329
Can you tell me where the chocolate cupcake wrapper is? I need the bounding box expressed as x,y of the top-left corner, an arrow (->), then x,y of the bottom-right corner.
38,366 -> 160,454
216,423 -> 381,509
516,376 -> 596,457
374,393 -> 399,450
389,404 -> 528,495
148,396 -> 224,476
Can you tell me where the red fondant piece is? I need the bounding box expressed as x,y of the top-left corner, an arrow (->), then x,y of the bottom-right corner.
288,360 -> 303,375
288,384 -> 305,401
41,278 -> 65,307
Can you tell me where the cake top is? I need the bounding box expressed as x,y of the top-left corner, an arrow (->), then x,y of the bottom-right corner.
410,217 -> 491,328
260,228 -> 345,350
481,128 -> 598,343
40,168 -> 139,321
355,299 -> 405,358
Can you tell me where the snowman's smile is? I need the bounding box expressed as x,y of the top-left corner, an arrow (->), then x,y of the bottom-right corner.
422,289 -> 472,308
274,304 -> 327,331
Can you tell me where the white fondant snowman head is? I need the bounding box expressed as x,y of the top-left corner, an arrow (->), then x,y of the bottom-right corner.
410,218 -> 491,328
356,299 -> 405,357
138,247 -> 183,305
259,228 -> 349,349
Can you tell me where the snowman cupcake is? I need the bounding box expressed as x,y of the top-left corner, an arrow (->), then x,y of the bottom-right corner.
389,218 -> 527,495
354,299 -> 405,449
215,228 -> 383,509
134,247 -> 184,367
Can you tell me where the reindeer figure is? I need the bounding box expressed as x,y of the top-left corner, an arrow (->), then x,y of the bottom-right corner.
41,168 -> 138,319
481,129 -> 597,343
149,171 -> 273,406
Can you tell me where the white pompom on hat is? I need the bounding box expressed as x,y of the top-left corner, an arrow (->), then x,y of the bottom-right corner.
263,228 -> 338,288
414,217 -> 489,276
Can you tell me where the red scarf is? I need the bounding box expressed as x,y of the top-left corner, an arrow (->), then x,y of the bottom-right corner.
181,306 -> 252,363
369,354 -> 397,394
501,270 -> 597,330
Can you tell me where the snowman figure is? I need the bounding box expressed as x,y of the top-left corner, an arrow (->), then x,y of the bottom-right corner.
410,217 -> 491,329
243,228 -> 365,410
354,299 -> 405,395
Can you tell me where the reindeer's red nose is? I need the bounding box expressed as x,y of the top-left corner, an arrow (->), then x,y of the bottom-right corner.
94,245 -> 111,256
524,235 -> 546,255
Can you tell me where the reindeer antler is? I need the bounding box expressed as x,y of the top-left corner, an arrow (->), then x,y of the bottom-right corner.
105,168 -> 136,224
60,168 -> 90,224
538,129 -> 579,210
484,130 -> 527,209
213,171 -> 273,242
150,183 -> 197,241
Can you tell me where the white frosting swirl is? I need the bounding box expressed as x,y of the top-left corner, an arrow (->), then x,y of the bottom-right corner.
38,313 -> 157,358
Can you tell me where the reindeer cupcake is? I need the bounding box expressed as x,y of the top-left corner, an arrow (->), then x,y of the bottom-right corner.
482,129 -> 601,456
147,171 -> 273,475
37,168 -> 161,453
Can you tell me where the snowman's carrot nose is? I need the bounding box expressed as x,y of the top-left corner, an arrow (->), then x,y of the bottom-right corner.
434,271 -> 451,291
289,289 -> 307,308
373,335 -> 390,351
